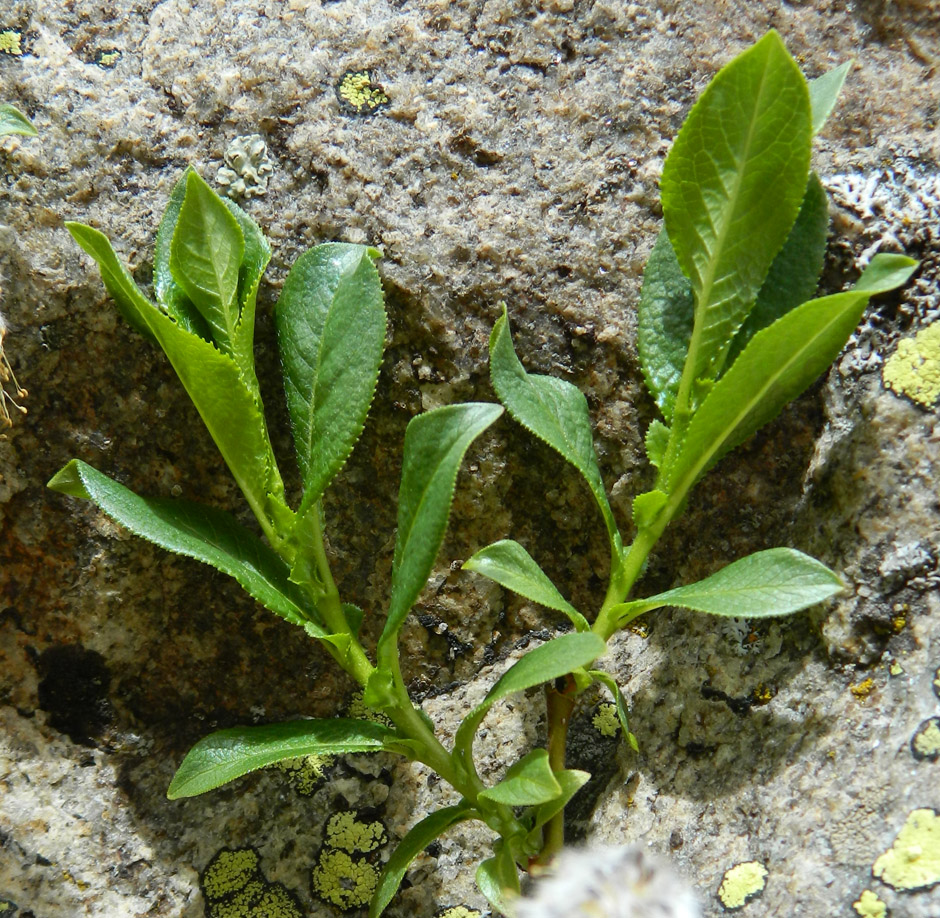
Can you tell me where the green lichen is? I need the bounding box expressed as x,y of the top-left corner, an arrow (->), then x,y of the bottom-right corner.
0,900 -> 17,915
273,753 -> 333,795
883,322 -> 940,407
933,665 -> 940,700
209,879 -> 266,918
202,848 -> 261,901
311,848 -> 379,910
872,808 -> 940,891
325,811 -> 388,854
853,889 -> 887,918
592,703 -> 620,738
889,661 -> 904,677
911,717 -> 940,761
93,49 -> 122,69
335,70 -> 389,115
250,885 -> 304,918
0,29 -> 22,56
436,908 -> 482,918
718,861 -> 768,910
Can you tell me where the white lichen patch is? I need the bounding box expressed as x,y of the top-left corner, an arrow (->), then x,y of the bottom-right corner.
872,809 -> 940,891
910,717 -> 940,762
216,134 -> 273,199
883,322 -> 940,407
853,889 -> 888,918
717,861 -> 767,910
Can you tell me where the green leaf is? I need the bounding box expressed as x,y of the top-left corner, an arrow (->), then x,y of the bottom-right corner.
276,243 -> 386,513
378,402 -> 503,658
369,804 -> 476,918
664,254 -> 918,496
476,843 -> 520,916
67,222 -> 284,521
490,307 -> 622,564
0,103 -> 37,137
154,169 -> 211,338
167,718 -> 397,799
225,196 -> 272,374
636,229 -> 694,422
479,749 -> 562,806
610,547 -> 843,626
169,170 -> 245,352
725,173 -> 830,368
525,768 -> 591,842
462,539 -> 589,631
454,632 -> 606,766
808,60 -> 852,135
661,30 -> 813,389
588,669 -> 638,751
48,459 -> 310,626
645,419 -> 670,469
632,490 -> 668,530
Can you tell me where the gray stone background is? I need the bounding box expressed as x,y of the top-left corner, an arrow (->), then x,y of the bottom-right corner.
1,0 -> 938,916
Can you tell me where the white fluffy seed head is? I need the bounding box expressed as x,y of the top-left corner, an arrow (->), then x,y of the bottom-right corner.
513,846 -> 701,918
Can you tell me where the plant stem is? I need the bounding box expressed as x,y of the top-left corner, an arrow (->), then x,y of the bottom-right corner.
539,678 -> 577,864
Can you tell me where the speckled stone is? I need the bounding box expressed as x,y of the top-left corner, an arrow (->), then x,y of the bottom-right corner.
1,1 -> 938,917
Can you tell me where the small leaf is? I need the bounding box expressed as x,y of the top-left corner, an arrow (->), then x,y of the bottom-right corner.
378,402 -> 503,658
169,170 -> 245,352
463,539 -> 589,631
0,103 -> 37,137
588,669 -> 638,751
632,490 -> 668,530
636,229 -> 694,421
526,768 -> 591,841
490,307 -> 622,563
69,222 -> 283,517
369,805 -> 476,918
167,718 -> 397,798
454,632 -> 606,765
725,173 -> 830,367
644,419 -> 671,470
665,254 -> 918,496
808,60 -> 852,135
661,30 -> 813,389
478,749 -> 562,806
476,844 -> 520,917
611,547 -> 844,625
154,169 -> 211,338
48,459 -> 310,626
276,243 -> 386,513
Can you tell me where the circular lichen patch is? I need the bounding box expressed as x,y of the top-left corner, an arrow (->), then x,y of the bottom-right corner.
335,70 -> 390,115
325,811 -> 388,854
852,889 -> 887,918
883,322 -> 940,407
872,808 -> 940,891
911,717 -> 940,761
202,848 -> 262,901
718,861 -> 767,909
592,703 -> 620,737
311,848 -> 379,910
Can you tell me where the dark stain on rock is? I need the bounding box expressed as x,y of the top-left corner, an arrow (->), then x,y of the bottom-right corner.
36,644 -> 113,746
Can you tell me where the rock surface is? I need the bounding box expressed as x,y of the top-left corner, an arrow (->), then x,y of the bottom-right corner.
1,1 -> 938,917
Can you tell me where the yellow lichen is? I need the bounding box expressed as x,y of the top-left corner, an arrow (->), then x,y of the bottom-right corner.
911,717 -> 940,761
336,70 -> 389,115
252,885 -> 303,918
751,683 -> 775,705
883,322 -> 940,407
94,49 -> 122,68
872,808 -> 940,891
437,908 -> 482,918
932,665 -> 940,699
889,662 -> 904,677
325,811 -> 387,854
273,753 -> 333,795
718,861 -> 767,909
852,889 -> 887,918
851,678 -> 876,699
311,848 -> 379,910
592,703 -> 620,737
627,620 -> 650,639
0,29 -> 22,56
202,848 -> 260,901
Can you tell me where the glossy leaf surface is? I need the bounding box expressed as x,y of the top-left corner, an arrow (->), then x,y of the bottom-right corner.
463,539 -> 588,631
808,60 -> 852,134
478,749 -> 562,806
661,30 -> 812,387
379,402 -> 503,656
276,243 -> 386,513
167,718 -> 396,798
